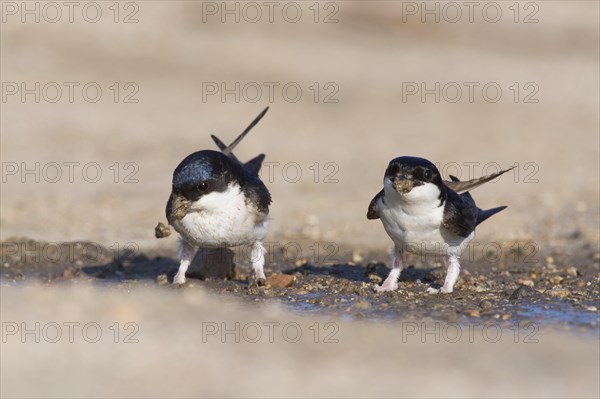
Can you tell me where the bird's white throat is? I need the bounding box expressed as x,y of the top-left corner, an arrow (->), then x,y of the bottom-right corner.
383,177 -> 442,212
188,182 -> 245,213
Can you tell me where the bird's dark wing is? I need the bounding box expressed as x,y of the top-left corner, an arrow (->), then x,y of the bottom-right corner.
444,166 -> 515,193
243,176 -> 271,215
441,188 -> 478,238
367,190 -> 384,220
444,172 -> 509,231
244,154 -> 266,176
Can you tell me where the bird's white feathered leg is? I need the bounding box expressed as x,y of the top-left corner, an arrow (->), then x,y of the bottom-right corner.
427,254 -> 461,294
440,254 -> 461,293
250,240 -> 267,283
173,238 -> 195,285
375,245 -> 404,292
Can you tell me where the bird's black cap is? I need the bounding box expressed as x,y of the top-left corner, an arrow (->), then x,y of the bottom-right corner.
385,156 -> 443,188
172,150 -> 244,201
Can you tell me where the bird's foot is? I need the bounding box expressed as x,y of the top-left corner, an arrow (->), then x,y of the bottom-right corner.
249,273 -> 266,288
427,285 -> 453,294
254,271 -> 266,286
440,285 -> 453,293
173,273 -> 186,285
375,280 -> 398,292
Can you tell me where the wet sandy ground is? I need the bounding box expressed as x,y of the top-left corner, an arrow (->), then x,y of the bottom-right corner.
2,1 -> 599,397
1,236 -> 598,331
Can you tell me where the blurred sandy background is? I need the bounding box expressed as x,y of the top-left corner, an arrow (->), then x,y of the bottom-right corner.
1,1 -> 599,397
1,0 -> 598,249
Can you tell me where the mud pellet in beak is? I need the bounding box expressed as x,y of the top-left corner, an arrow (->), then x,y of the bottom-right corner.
167,194 -> 191,223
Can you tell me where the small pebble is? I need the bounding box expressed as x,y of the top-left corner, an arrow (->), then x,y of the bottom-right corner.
352,251 -> 364,264
549,275 -> 564,284
546,286 -> 570,298
516,279 -> 534,287
294,258 -> 308,267
466,309 -> 480,318
156,274 -> 169,286
265,273 -> 295,288
353,299 -> 371,310
510,285 -> 537,300
566,267 -> 578,277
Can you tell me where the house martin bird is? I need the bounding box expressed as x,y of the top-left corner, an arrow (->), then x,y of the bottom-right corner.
367,156 -> 512,293
166,107 -> 272,285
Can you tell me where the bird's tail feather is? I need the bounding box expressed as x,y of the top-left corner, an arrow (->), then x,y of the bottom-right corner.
210,107 -> 269,170
217,107 -> 269,156
210,134 -> 228,152
476,205 -> 507,226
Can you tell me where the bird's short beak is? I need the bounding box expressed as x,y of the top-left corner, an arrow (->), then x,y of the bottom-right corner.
391,174 -> 414,194
167,193 -> 191,224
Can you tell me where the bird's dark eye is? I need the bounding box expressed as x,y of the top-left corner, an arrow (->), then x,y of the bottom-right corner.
388,163 -> 400,175
197,182 -> 209,192
423,169 -> 433,181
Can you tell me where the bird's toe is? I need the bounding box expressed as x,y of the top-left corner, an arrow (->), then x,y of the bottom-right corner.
173,274 -> 186,285
374,282 -> 397,292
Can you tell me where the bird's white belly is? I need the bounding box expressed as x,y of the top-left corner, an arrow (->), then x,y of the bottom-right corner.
173,183 -> 268,247
380,206 -> 440,253
175,210 -> 267,248
379,199 -> 471,256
